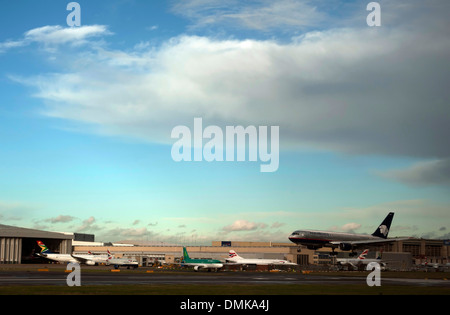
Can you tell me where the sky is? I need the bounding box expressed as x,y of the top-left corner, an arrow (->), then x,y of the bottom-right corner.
0,0 -> 449,244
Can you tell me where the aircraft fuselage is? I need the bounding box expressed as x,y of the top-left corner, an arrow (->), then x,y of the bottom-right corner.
288,230 -> 382,248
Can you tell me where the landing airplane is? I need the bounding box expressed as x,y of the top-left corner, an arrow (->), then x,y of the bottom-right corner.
336,249 -> 385,270
36,241 -> 102,265
181,247 -> 223,271
106,250 -> 139,269
288,212 -> 409,255
226,250 -> 297,266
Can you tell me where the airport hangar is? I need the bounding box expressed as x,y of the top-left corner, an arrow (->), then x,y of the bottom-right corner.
1,224 -> 449,269
0,224 -> 73,264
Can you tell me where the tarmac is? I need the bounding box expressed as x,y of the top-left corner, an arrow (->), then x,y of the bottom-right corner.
0,264 -> 449,287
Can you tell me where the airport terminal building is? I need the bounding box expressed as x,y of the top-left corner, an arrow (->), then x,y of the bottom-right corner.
72,239 -> 449,271
1,224 -> 449,270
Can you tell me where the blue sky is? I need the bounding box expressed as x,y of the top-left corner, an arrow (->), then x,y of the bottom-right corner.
0,0 -> 449,244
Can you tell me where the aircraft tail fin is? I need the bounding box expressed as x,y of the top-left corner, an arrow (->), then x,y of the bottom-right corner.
376,249 -> 383,260
371,212 -> 394,239
182,247 -> 190,260
36,241 -> 52,254
228,250 -> 242,260
357,249 -> 369,260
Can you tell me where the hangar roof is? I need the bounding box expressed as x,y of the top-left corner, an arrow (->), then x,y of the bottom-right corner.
0,224 -> 73,240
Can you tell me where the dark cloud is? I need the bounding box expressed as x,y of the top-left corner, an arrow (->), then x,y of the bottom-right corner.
378,159 -> 450,187
14,4 -> 448,161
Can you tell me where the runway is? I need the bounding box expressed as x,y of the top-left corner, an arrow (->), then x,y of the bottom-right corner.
0,265 -> 449,288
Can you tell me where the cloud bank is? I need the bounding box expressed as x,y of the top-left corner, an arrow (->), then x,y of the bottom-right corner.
379,159 -> 450,187
4,1 -> 450,184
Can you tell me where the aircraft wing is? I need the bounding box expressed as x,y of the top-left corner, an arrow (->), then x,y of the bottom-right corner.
330,237 -> 412,247
196,264 -> 208,269
71,255 -> 92,264
348,262 -> 358,268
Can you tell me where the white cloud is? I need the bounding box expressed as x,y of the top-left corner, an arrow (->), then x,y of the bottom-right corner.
222,219 -> 267,232
146,25 -> 159,32
0,25 -> 110,53
24,25 -> 110,46
77,216 -> 98,232
342,223 -> 361,232
0,40 -> 27,53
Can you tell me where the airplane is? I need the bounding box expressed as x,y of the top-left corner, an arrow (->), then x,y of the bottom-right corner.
74,251 -> 109,265
106,250 -> 139,269
336,249 -> 386,270
36,240 -> 103,265
36,241 -> 79,264
288,212 -> 410,255
226,250 -> 297,266
180,247 -> 223,271
419,258 -> 450,271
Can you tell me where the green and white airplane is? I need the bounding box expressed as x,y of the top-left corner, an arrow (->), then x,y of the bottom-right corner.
181,247 -> 223,271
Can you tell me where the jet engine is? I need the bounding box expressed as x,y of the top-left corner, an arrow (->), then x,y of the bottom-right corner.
86,260 -> 96,266
339,243 -> 352,251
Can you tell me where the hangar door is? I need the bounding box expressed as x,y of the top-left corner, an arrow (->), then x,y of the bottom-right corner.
0,238 -> 22,264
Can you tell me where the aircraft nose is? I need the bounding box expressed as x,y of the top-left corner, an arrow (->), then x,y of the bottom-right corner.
288,231 -> 301,242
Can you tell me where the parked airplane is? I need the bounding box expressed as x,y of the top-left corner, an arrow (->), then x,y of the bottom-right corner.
36,241 -> 79,264
226,250 -> 297,266
36,241 -> 103,265
336,249 -> 385,270
288,212 -> 409,255
181,247 -> 223,271
75,251 -> 109,265
106,250 -> 139,269
419,257 -> 450,271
